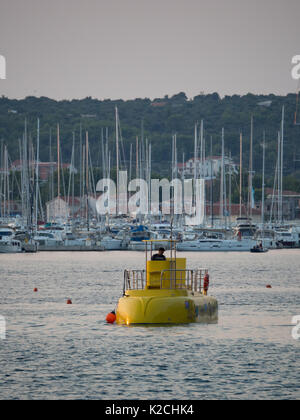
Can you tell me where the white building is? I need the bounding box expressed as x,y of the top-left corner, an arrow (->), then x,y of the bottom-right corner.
177,156 -> 238,179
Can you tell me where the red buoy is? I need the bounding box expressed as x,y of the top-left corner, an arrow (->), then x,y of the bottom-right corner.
266,285 -> 272,289
106,311 -> 116,324
67,299 -> 72,304
34,288 -> 38,292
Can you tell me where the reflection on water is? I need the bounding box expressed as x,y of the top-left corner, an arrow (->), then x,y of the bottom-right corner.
0,250 -> 300,399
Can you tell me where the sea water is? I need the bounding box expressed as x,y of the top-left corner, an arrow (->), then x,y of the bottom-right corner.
0,250 -> 299,400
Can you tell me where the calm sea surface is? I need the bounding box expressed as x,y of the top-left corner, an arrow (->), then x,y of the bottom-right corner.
0,250 -> 299,400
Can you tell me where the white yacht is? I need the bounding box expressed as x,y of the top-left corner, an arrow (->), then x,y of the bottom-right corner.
274,228 -> 298,248
101,231 -> 129,250
233,217 -> 257,239
0,228 -> 22,254
177,237 -> 256,252
62,231 -> 90,247
33,231 -> 61,247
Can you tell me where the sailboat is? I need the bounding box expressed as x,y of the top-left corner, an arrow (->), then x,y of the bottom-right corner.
251,132 -> 269,253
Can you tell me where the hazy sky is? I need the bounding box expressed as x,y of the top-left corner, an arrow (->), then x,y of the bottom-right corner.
0,0 -> 299,100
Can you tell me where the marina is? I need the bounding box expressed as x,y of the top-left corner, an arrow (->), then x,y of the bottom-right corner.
1,100 -> 299,255
1,216 -> 300,253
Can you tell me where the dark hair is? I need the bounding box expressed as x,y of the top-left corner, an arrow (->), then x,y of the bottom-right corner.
158,247 -> 165,252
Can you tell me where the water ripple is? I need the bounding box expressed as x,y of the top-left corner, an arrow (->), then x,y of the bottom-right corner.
0,250 -> 300,399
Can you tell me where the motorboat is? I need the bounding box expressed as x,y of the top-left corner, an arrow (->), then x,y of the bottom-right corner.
274,228 -> 298,248
0,228 -> 22,254
177,237 -> 256,252
250,244 -> 269,253
33,231 -> 62,248
233,217 -> 257,239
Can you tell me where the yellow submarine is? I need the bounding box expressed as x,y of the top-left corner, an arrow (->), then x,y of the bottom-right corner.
116,239 -> 218,325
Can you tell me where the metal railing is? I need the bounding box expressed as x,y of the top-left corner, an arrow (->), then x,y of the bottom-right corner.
160,269 -> 208,293
123,268 -> 208,294
123,269 -> 146,294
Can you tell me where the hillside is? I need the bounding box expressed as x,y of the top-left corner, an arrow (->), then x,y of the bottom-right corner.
0,92 -> 299,181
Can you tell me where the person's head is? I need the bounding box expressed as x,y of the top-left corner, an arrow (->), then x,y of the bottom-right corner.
158,247 -> 165,255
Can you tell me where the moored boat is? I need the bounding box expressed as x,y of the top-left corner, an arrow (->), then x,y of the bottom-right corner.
274,228 -> 298,248
177,237 -> 256,252
0,228 -> 22,254
250,244 -> 269,253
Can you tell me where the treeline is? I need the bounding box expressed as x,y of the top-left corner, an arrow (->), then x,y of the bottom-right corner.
0,92 -> 299,188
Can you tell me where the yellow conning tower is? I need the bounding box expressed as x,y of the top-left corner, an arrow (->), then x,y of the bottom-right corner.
116,239 -> 218,325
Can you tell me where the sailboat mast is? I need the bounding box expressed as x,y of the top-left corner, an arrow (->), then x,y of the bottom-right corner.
35,118 -> 40,233
280,106 -> 285,224
141,119 -> 145,180
129,143 -> 133,182
193,123 -> 198,186
223,133 -> 227,229
277,131 -> 280,223
86,131 -> 89,231
0,140 -> 3,219
101,128 -> 105,180
49,128 -> 54,203
79,123 -> 83,216
56,123 -> 61,222
229,151 -> 232,227
248,115 -> 253,217
261,132 -> 266,243
24,119 -> 30,227
3,145 -> 7,218
148,142 -> 152,218
68,132 -> 75,220
200,120 -> 206,225
72,134 -> 75,221
136,136 -> 139,178
220,128 -> 224,220
115,107 -> 119,215
239,132 -> 243,218
57,124 -> 60,199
